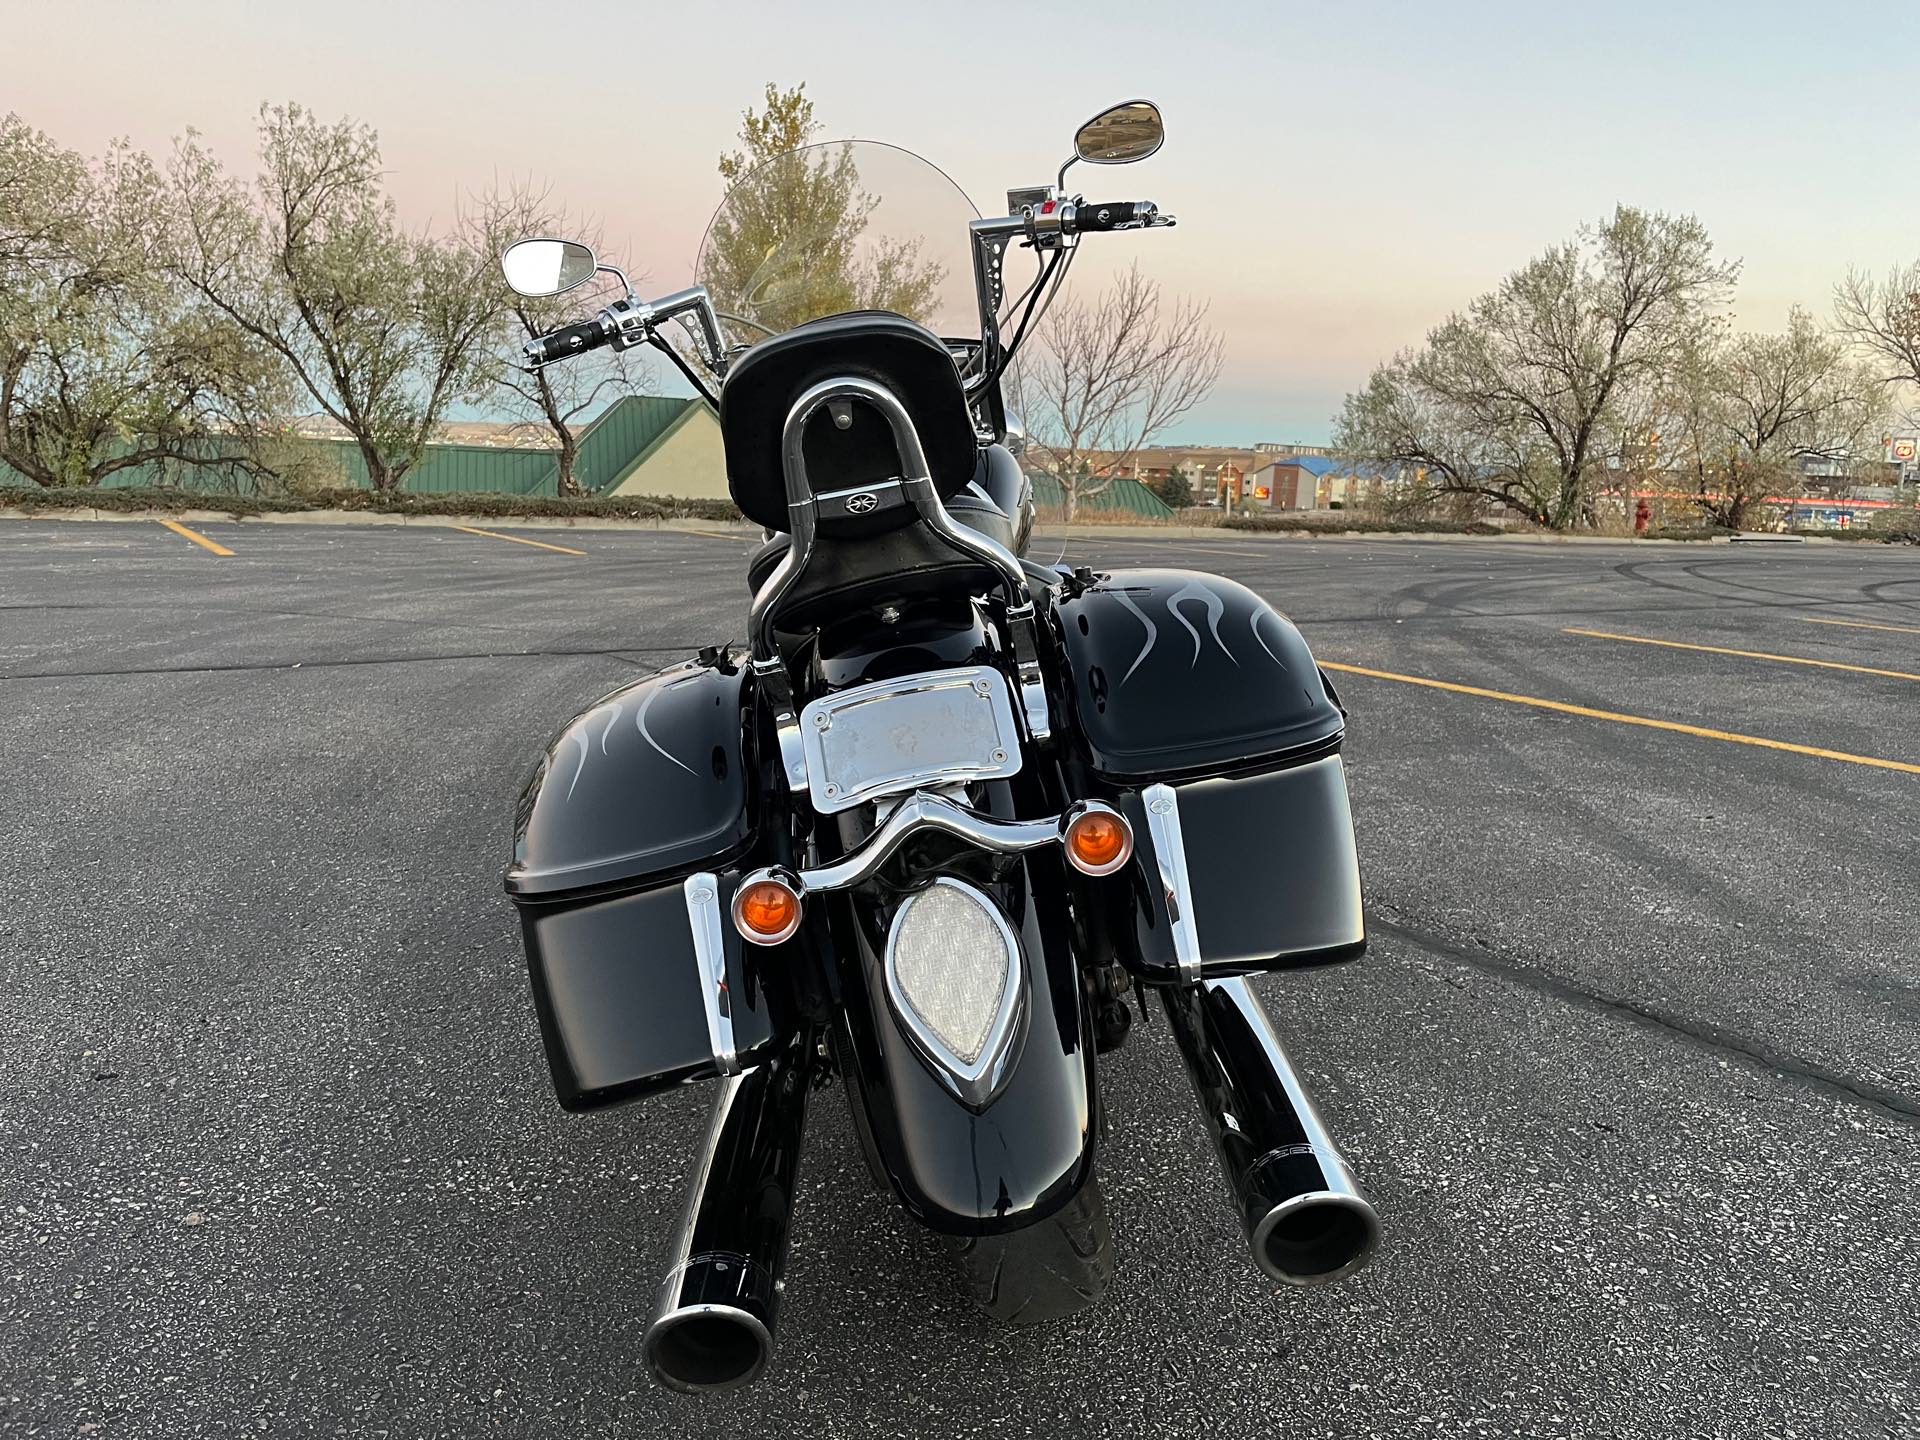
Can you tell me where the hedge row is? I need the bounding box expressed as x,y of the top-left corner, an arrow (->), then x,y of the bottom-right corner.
0,486 -> 746,522
0,486 -> 313,516
1643,524 -> 1732,541
314,488 -> 744,521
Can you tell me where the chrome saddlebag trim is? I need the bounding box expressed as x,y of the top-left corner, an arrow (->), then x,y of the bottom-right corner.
1141,783 -> 1202,983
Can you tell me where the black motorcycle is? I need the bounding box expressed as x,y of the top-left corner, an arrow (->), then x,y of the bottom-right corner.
499,101 -> 1377,1394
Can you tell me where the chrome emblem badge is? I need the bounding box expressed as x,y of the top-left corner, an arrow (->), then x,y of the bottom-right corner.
845,492 -> 879,514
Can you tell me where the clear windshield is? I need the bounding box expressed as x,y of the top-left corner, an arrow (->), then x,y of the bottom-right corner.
695,140 -> 981,344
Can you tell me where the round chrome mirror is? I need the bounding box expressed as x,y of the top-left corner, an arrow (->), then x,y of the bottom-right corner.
500,238 -> 597,298
1073,101 -> 1165,165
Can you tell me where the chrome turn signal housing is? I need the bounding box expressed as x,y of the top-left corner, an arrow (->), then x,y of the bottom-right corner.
731,869 -> 803,946
1061,802 -> 1133,876
884,879 -> 1026,1108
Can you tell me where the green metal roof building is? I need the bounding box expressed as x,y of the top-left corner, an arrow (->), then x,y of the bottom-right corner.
1029,473 -> 1175,519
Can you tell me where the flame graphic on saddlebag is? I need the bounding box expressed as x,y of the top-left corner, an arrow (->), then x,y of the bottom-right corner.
635,676 -> 700,776
1113,589 -> 1159,688
564,699 -> 628,800
1250,608 -> 1294,673
1167,580 -> 1237,668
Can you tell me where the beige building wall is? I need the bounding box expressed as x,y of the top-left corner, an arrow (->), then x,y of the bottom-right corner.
607,407 -> 729,499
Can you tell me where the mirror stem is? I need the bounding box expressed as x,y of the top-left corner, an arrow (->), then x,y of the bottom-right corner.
598,263 -> 637,301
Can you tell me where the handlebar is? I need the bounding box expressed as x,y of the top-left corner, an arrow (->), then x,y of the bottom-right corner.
1071,200 -> 1159,232
523,317 -> 610,366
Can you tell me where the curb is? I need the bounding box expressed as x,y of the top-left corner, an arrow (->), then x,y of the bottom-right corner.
0,507 -> 763,537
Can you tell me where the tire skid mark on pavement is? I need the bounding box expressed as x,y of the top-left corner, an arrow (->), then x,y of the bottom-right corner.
1373,916 -> 1920,1127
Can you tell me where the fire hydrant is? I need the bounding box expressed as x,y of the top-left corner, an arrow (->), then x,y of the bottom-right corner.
1634,498 -> 1651,534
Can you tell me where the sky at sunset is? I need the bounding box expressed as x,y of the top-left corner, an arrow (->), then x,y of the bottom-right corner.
6,0 -> 1918,444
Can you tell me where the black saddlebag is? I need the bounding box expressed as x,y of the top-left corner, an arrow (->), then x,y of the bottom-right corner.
504,657 -> 783,1110
1051,570 -> 1365,979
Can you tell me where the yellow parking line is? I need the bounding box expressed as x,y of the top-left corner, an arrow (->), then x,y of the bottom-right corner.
451,525 -> 585,557
155,518 -> 233,556
1319,660 -> 1920,776
1563,627 -> 1920,683
1803,616 -> 1920,637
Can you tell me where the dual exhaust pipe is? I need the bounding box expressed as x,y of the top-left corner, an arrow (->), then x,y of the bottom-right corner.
1158,976 -> 1380,1287
641,978 -> 1377,1393
641,1028 -> 813,1394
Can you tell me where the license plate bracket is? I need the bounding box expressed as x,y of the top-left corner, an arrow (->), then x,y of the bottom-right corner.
800,666 -> 1023,813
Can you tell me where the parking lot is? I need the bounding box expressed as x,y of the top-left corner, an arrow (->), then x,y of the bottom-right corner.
2,516 -> 1916,1439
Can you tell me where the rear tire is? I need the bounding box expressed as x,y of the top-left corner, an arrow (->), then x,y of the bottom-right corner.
954,1175 -> 1114,1324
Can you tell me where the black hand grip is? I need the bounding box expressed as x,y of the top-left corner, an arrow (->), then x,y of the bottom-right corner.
524,318 -> 608,365
1073,200 -> 1155,232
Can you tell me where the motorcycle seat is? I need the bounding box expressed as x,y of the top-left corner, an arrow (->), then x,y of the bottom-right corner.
746,467 -> 1029,595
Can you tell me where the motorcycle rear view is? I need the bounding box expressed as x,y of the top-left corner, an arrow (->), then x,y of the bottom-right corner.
498,100 -> 1380,1393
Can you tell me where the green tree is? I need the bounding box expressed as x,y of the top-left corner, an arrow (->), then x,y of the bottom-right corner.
1664,309 -> 1885,530
0,115 -> 285,488
168,103 -> 499,491
1336,206 -> 1739,529
1153,464 -> 1195,509
697,83 -> 944,337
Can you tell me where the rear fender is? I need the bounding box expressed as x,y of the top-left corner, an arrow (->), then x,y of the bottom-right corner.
829,844 -> 1096,1235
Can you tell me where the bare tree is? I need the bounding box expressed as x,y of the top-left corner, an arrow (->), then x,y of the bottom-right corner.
1834,263 -> 1920,393
1015,263 -> 1222,521
1337,206 -> 1739,529
167,103 -> 500,491
463,182 -> 645,496
1662,309 -> 1885,529
0,115 -> 287,488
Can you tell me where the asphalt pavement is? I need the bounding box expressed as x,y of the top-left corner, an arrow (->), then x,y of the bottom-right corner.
2,517 -> 1916,1439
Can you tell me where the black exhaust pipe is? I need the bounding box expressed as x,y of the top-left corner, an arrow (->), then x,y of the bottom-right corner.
1161,976 -> 1380,1285
642,1027 -> 814,1394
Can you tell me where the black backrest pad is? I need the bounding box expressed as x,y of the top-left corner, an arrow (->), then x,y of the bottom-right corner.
719,311 -> 979,530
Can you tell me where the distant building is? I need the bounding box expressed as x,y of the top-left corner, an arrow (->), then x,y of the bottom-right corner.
601,402 -> 725,499
1248,455 -> 1336,509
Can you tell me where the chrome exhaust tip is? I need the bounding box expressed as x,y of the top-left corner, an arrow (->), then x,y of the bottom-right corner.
1251,1189 -> 1381,1286
643,1280 -> 775,1394
1161,975 -> 1381,1287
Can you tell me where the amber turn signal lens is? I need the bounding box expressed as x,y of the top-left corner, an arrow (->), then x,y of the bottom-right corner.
732,877 -> 802,945
1064,807 -> 1133,876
